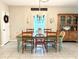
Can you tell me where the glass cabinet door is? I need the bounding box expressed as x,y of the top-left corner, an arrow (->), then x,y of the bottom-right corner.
60,16 -> 65,30
61,16 -> 65,26
66,16 -> 72,25
73,16 -> 78,31
73,16 -> 78,24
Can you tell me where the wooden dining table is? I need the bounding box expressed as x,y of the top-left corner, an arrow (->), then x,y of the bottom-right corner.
16,34 -> 47,52
16,32 -> 62,52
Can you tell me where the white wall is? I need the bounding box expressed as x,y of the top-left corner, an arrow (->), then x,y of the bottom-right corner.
9,6 -> 78,40
0,1 -> 9,12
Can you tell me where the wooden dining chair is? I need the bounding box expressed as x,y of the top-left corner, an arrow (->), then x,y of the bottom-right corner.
22,31 -> 34,53
46,32 -> 58,51
59,31 -> 65,51
34,34 -> 48,53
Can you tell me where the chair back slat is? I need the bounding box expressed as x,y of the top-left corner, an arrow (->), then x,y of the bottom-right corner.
46,32 -> 57,36
26,29 -> 34,32
22,31 -> 33,41
44,29 -> 51,32
60,31 -> 65,38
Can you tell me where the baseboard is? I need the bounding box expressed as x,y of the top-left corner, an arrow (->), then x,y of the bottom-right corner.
1,41 -> 9,46
9,40 -> 17,42
63,41 -> 77,42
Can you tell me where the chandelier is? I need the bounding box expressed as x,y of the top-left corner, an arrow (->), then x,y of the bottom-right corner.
37,0 -> 48,21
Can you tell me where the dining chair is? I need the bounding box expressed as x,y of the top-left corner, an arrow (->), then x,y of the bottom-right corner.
34,34 -> 48,53
46,32 -> 58,51
22,31 -> 34,53
59,31 -> 65,51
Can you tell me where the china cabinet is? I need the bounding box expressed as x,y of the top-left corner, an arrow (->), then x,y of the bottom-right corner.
58,14 -> 78,41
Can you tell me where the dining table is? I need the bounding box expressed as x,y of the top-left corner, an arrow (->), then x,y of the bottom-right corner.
16,32 -> 62,52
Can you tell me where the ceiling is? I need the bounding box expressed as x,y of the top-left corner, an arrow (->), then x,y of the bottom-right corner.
1,0 -> 78,7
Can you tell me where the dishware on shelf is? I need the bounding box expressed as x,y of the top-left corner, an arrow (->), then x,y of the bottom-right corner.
63,26 -> 71,30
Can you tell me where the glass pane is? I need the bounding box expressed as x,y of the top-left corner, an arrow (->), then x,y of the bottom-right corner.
60,16 -> 65,30
73,16 -> 78,24
67,16 -> 72,24
74,26 -> 77,31
61,16 -> 65,26
70,26 -> 74,31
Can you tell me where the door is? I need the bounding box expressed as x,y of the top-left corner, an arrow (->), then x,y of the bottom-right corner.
1,11 -> 10,46
0,12 -> 1,45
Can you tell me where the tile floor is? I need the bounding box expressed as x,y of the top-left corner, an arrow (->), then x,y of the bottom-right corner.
0,41 -> 78,59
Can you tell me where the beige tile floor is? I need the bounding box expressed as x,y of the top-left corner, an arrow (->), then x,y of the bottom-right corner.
0,41 -> 78,59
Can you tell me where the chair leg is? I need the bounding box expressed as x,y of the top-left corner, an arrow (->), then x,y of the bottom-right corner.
25,44 -> 26,51
54,40 -> 57,49
31,43 -> 32,53
31,42 -> 34,53
42,44 -> 45,53
22,43 -> 26,53
55,40 -> 58,52
35,43 -> 37,53
31,47 -> 33,53
22,45 -> 24,53
35,45 -> 36,53
44,43 -> 48,52
59,42 -> 62,51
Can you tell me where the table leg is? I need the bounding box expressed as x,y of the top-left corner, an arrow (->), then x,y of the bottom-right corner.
56,37 -> 59,52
